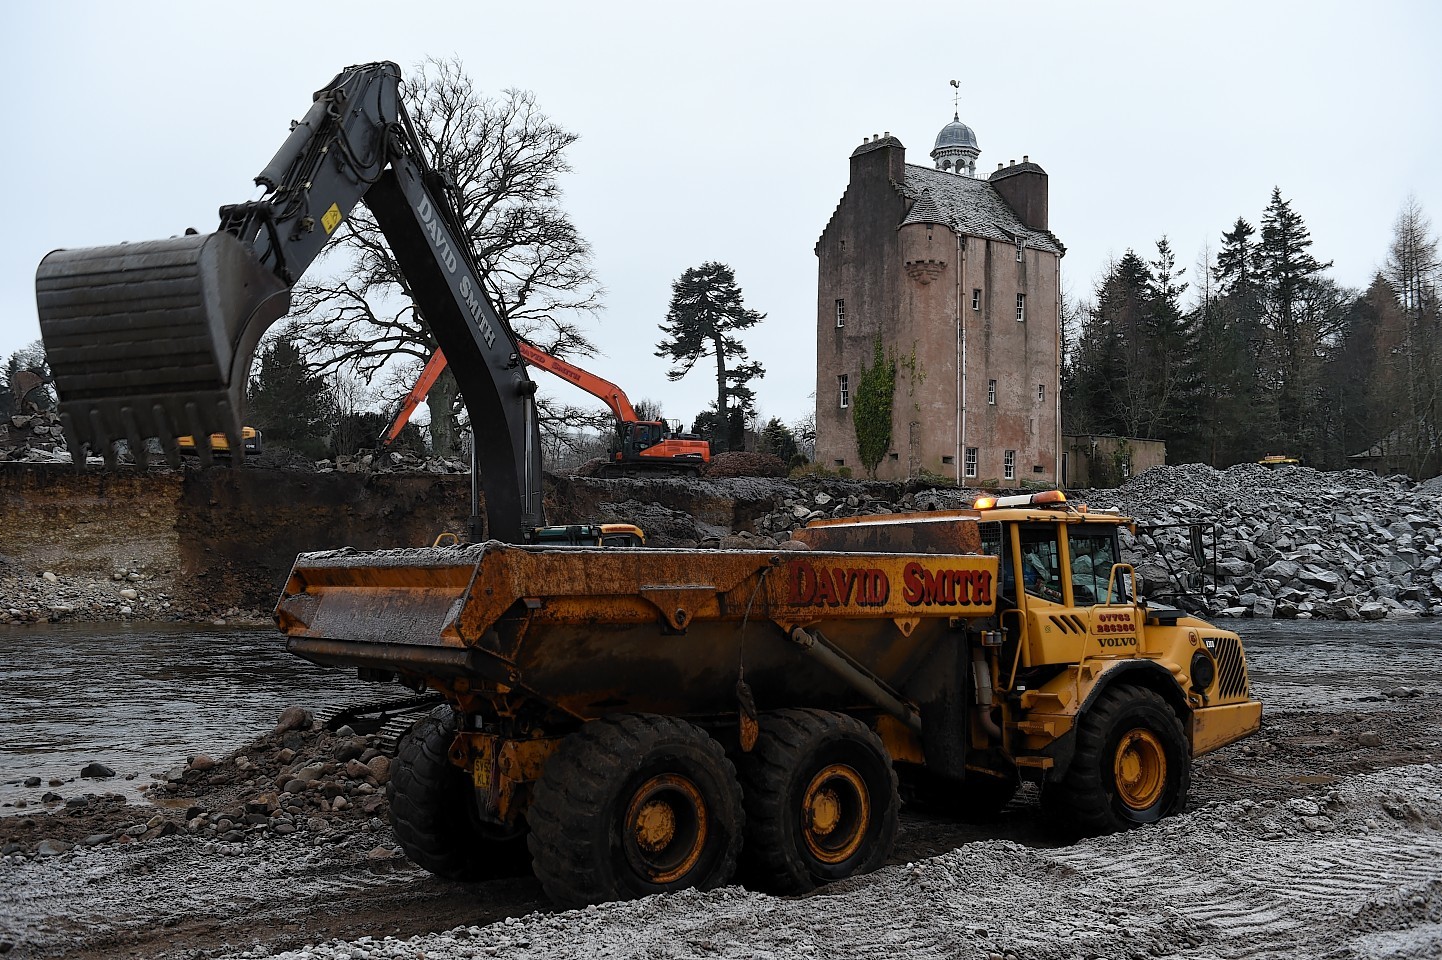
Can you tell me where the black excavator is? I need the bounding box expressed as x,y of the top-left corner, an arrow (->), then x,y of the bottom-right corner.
35,62 -> 543,542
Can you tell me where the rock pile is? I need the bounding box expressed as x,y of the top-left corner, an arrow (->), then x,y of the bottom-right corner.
0,706 -> 398,861
0,411 -> 67,462
1082,463 -> 1442,621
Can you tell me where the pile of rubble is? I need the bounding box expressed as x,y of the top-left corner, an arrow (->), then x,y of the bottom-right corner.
0,410 -> 67,462
0,706 -> 397,861
1084,463 -> 1442,621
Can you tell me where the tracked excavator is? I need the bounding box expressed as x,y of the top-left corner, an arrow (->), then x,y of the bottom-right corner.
381,346 -> 709,474
35,62 -> 1261,908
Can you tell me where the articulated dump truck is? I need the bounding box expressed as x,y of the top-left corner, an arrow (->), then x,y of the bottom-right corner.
281,491 -> 1262,907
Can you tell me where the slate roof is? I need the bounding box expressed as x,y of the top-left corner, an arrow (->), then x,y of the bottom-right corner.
898,164 -> 1065,255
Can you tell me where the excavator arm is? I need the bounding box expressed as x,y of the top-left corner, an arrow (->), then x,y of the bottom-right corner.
34,61 -> 543,541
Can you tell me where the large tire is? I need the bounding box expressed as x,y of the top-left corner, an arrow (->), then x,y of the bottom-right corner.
1042,685 -> 1190,835
738,709 -> 899,893
388,706 -> 528,881
526,714 -> 743,908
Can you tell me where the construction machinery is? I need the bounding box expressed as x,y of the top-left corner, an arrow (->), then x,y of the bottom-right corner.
276,489 -> 1260,906
383,347 -> 709,474
33,63 -> 1261,909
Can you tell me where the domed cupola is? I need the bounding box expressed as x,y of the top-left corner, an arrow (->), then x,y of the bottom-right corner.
931,113 -> 980,177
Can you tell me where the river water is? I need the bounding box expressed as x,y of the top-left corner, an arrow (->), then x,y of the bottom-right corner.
0,622 -> 373,809
1,618 -> 1440,812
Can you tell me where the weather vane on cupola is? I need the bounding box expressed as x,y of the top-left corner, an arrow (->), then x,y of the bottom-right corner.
950,78 -> 961,121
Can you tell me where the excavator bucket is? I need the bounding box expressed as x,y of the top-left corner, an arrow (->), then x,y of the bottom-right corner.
35,231 -> 290,468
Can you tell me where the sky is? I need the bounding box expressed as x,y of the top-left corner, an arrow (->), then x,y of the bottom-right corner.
3,0 -> 1439,430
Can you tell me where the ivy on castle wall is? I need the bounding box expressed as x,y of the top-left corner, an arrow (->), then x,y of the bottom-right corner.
852,336 -> 896,477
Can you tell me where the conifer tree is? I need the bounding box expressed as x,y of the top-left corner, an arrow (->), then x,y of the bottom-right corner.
247,326 -> 339,459
1258,188 -> 1332,449
656,261 -> 766,452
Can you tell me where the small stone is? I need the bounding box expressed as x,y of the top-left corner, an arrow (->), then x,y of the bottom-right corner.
189,754 -> 216,772
272,822 -> 297,835
334,724 -> 357,738
365,755 -> 391,785
36,839 -> 74,857
306,817 -> 330,834
366,846 -> 396,860
80,762 -> 116,779
42,571 -> 58,584
119,588 -> 139,601
1358,731 -> 1384,747
23,776 -> 40,788
80,833 -> 112,847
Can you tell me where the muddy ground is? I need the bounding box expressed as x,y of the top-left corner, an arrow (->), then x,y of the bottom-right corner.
3,627 -> 1441,960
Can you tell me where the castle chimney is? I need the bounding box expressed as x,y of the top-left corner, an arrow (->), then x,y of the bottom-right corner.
989,157 -> 1049,232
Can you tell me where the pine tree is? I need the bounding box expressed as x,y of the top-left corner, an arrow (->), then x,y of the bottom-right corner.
247,326 -> 338,459
1258,188 -> 1333,450
656,262 -> 766,452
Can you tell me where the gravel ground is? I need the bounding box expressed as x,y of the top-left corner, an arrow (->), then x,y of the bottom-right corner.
4,626 -> 1441,960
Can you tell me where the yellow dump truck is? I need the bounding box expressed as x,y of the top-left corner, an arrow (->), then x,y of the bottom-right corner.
280,490 -> 1261,906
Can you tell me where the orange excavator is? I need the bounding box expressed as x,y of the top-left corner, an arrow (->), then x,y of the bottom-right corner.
383,343 -> 710,475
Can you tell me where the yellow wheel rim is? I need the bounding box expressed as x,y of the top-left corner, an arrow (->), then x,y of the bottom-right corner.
1113,729 -> 1167,810
801,763 -> 870,865
623,774 -> 707,884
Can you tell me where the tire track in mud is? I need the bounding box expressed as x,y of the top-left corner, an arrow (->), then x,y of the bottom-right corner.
225,764 -> 1442,960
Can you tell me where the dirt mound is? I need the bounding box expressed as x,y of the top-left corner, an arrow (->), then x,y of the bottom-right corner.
703,451 -> 787,478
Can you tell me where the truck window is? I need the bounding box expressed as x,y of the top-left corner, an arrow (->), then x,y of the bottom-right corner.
1069,529 -> 1125,604
1017,526 -> 1063,603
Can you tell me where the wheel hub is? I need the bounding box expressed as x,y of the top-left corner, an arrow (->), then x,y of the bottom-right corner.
802,763 -> 870,864
623,773 -> 708,884
1114,729 -> 1167,810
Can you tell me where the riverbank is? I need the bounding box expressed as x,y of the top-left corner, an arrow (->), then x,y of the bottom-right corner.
2,461 -> 1439,625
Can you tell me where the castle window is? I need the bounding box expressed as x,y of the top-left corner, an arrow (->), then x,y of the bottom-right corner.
1037,383 -> 1045,402
835,299 -> 846,328
942,455 -> 954,465
1016,241 -> 1025,262
1016,294 -> 1026,322
987,379 -> 997,405
964,447 -> 978,479
1004,450 -> 1016,481
889,452 -> 899,460
838,374 -> 850,408
972,288 -> 981,311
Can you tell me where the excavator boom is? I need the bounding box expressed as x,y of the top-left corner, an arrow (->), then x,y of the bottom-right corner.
35,62 -> 544,540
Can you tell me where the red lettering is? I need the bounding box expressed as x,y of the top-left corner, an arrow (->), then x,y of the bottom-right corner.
789,561 -> 815,605
870,570 -> 890,605
903,562 -> 924,605
814,568 -> 838,606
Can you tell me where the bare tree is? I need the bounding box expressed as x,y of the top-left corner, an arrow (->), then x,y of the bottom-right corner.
1384,195 -> 1442,474
290,56 -> 603,457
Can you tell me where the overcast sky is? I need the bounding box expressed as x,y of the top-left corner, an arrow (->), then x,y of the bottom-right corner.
3,0 -> 1438,429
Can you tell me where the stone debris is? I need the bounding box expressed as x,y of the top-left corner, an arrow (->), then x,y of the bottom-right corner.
0,705 -> 397,862
1082,463 -> 1442,621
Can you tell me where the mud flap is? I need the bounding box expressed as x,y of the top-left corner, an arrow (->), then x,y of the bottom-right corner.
36,231 -> 290,467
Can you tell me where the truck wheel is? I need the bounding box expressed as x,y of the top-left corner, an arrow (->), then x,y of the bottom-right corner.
526,714 -> 743,908
389,705 -> 528,881
738,709 -> 899,893
1042,685 -> 1190,835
